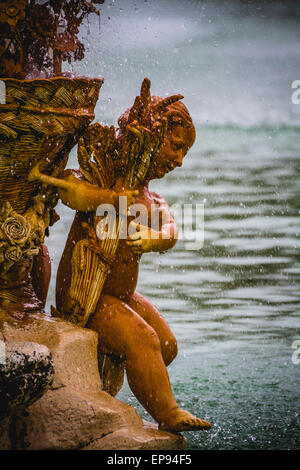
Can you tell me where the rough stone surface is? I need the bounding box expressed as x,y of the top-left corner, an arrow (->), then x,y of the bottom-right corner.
0,310 -> 187,450
12,388 -> 139,450
83,421 -> 187,450
0,341 -> 54,421
1,312 -> 101,394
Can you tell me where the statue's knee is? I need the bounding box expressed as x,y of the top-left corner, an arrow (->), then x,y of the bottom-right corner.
135,322 -> 161,352
163,334 -> 178,366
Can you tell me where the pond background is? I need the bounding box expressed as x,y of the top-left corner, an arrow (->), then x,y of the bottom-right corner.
46,0 -> 300,449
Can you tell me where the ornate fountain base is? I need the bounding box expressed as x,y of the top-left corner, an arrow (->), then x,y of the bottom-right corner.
0,309 -> 187,450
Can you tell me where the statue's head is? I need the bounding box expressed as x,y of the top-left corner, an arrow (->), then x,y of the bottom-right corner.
117,78 -> 196,181
145,97 -> 196,180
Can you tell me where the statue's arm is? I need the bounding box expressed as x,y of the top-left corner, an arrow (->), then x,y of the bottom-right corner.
151,191 -> 178,252
55,169 -> 119,211
28,167 -> 137,212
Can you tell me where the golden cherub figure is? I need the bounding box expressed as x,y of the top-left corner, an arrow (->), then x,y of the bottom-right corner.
30,78 -> 212,432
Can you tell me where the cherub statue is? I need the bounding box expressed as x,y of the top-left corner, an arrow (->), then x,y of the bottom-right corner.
29,78 -> 211,432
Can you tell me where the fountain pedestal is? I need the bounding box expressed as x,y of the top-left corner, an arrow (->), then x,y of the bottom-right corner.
0,310 -> 187,450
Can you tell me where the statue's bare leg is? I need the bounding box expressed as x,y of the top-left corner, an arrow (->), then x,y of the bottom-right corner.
128,291 -> 178,366
87,294 -> 211,432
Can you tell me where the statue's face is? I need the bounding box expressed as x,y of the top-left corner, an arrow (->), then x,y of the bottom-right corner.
149,123 -> 195,180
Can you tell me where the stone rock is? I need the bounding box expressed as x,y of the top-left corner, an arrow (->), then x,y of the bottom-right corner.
0,311 -> 101,394
0,310 -> 187,450
0,341 -> 54,420
83,421 -> 187,450
12,388 -> 140,450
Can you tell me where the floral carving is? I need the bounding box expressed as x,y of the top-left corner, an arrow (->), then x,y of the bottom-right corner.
5,245 -> 22,262
2,214 -> 30,246
0,191 -> 55,274
0,1 -> 26,27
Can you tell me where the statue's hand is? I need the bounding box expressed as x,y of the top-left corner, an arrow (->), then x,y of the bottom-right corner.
126,222 -> 161,254
28,164 -> 42,182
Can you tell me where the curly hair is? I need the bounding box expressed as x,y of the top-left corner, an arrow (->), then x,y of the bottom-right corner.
117,78 -> 195,139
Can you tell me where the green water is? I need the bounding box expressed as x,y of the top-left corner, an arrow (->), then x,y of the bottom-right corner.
46,1 -> 300,449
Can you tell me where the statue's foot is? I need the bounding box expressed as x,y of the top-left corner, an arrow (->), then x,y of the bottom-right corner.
159,409 -> 211,432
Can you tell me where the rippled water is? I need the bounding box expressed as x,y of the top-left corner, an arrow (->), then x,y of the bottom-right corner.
46,0 -> 300,449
